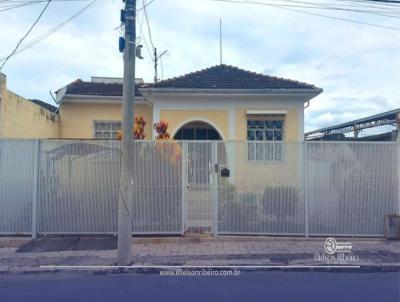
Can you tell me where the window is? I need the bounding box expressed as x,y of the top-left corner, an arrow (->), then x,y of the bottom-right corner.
247,118 -> 284,161
174,127 -> 221,140
94,121 -> 122,139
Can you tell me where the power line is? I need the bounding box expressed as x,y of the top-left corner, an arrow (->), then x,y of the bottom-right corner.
266,0 -> 400,18
211,0 -> 400,16
136,4 -> 145,42
0,2 -> 36,12
141,34 -> 154,60
142,0 -> 155,51
0,0 -> 89,12
137,0 -> 155,11
363,0 -> 400,3
0,0 -> 52,71
0,0 -> 101,63
213,0 -> 400,31
229,0 -> 400,16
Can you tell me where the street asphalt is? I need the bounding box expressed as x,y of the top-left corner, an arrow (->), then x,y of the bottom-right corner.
0,271 -> 398,302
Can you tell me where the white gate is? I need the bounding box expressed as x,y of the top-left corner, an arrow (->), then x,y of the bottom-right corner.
184,142 -> 216,233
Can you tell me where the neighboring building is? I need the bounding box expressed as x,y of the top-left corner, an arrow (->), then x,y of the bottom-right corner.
305,108 -> 400,141
55,64 -> 322,142
0,73 -> 59,139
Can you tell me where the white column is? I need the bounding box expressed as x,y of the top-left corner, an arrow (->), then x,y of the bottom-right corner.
228,108 -> 236,184
212,141 -> 218,237
152,102 -> 160,140
303,141 -> 309,238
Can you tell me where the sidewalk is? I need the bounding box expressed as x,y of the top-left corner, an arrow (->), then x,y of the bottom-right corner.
0,236 -> 399,274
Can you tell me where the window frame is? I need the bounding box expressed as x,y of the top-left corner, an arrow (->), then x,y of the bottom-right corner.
93,120 -> 122,140
246,115 -> 285,162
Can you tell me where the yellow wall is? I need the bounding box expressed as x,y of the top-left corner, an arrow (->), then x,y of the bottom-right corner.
235,108 -> 299,141
232,108 -> 301,189
160,109 -> 230,140
226,141 -> 301,190
59,102 -> 153,139
0,77 -> 59,138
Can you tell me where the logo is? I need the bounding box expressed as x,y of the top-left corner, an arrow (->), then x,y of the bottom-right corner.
324,237 -> 352,254
314,237 -> 358,264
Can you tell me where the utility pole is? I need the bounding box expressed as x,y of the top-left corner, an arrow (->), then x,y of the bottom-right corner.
118,0 -> 136,265
153,47 -> 167,83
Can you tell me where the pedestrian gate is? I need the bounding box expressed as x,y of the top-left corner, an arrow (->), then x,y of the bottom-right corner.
183,142 -> 228,234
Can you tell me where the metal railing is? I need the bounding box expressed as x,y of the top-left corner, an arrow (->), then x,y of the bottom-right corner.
0,139 -> 398,237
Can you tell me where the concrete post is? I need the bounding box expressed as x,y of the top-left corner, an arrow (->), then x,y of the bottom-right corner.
303,141 -> 309,238
397,139 -> 400,215
32,139 -> 40,239
117,0 -> 136,265
181,141 -> 188,236
212,141 -> 218,237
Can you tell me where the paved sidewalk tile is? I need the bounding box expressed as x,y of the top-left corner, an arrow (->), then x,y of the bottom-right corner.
0,237 -> 398,273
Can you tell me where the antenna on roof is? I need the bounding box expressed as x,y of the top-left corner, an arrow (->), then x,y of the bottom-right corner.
154,47 -> 168,83
219,18 -> 223,65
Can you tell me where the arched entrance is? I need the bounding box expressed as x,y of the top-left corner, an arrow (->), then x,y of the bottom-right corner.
173,121 -> 223,140
173,120 -> 224,186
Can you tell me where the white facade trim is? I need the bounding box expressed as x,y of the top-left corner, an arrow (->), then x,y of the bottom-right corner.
140,88 -> 322,97
62,95 -> 149,106
246,109 -> 288,115
170,117 -> 226,140
229,108 -> 236,140
152,102 -> 160,139
150,97 -> 305,110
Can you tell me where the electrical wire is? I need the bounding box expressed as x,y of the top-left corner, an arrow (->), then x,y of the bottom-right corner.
142,0 -> 155,51
0,0 -> 101,63
213,0 -> 400,31
264,0 -> 400,18
0,0 -> 52,71
0,0 -> 90,12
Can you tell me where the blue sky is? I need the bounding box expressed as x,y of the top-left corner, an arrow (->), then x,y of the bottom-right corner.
1,0 -> 399,133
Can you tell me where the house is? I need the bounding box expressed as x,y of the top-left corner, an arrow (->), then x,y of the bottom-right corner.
55,64 -> 322,143
1,65 -> 322,141
53,64 -> 322,202
1,64 -> 322,190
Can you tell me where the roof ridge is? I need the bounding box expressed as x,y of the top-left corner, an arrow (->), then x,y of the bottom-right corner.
219,64 -> 317,88
145,64 -> 320,90
155,64 -> 223,84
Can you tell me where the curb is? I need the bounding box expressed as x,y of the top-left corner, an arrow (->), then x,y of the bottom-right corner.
0,264 -> 399,275
0,235 -> 388,248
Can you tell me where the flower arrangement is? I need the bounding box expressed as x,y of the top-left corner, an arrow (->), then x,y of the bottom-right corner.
117,116 -> 147,140
153,121 -> 181,165
153,121 -> 170,140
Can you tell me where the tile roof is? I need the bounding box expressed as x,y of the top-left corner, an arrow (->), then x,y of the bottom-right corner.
144,64 -> 320,91
29,99 -> 58,113
65,79 -> 142,97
